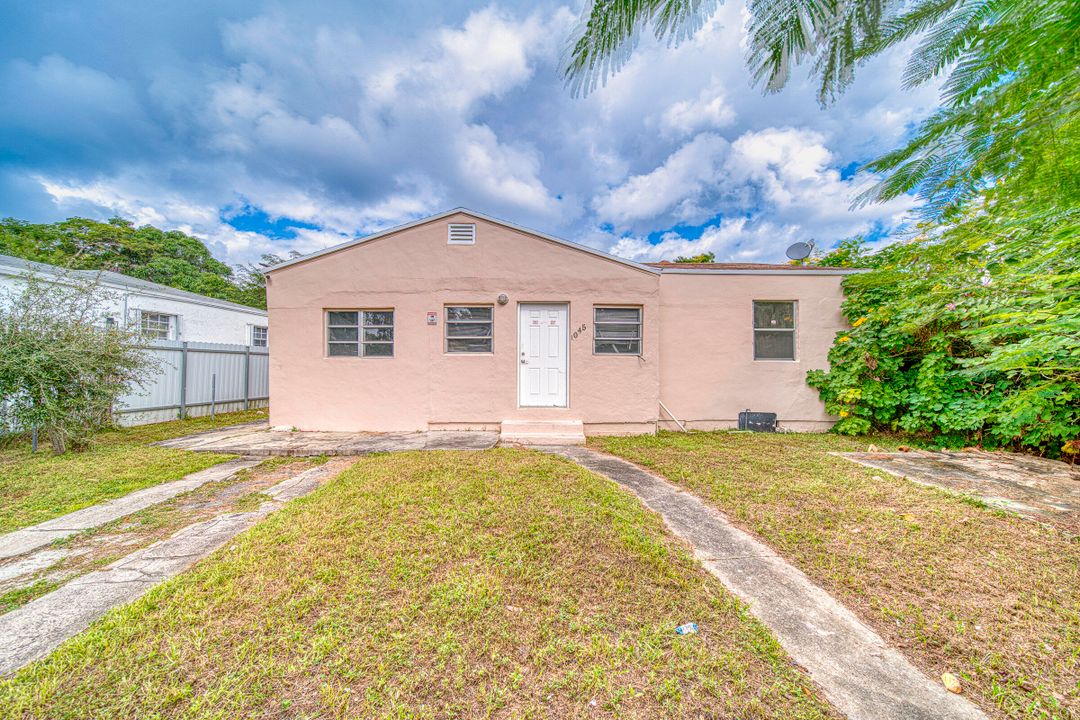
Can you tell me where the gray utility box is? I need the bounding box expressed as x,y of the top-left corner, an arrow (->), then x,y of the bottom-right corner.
738,410 -> 777,432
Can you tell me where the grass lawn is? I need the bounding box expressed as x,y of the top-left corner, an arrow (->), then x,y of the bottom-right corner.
0,455 -> 321,616
0,409 -> 266,534
594,431 -> 1080,720
0,450 -> 837,719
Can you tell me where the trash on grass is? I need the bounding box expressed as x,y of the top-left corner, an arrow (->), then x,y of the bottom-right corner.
675,622 -> 698,635
941,672 -> 962,694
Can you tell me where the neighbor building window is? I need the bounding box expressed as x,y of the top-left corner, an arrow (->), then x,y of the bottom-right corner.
251,325 -> 268,347
753,301 -> 796,360
327,310 -> 394,357
445,306 -> 493,353
139,311 -> 175,340
594,307 -> 641,354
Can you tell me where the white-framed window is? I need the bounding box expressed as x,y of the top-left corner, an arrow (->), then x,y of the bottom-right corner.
139,311 -> 176,340
753,301 -> 797,360
447,223 -> 476,245
445,305 -> 493,353
593,306 -> 642,355
251,325 -> 268,347
327,310 -> 394,357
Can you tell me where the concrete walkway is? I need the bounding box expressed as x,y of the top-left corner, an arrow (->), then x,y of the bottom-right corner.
0,460 -> 348,676
0,458 -> 262,560
548,446 -> 987,720
157,422 -> 499,456
842,449 -> 1080,528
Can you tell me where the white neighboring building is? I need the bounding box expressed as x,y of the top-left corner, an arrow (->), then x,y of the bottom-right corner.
0,253 -> 268,347
0,253 -> 270,426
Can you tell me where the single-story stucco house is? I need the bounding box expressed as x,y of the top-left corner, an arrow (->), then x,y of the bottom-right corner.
265,209 -> 857,443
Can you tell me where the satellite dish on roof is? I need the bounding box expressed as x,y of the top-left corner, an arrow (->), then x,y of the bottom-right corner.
785,239 -> 816,261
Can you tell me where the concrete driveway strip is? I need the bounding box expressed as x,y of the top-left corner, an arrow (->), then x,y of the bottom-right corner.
0,458 -> 262,560
547,446 -> 987,720
0,461 -> 345,677
156,422 -> 500,456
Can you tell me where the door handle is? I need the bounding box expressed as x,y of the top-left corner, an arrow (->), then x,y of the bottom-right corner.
521,359 -> 529,365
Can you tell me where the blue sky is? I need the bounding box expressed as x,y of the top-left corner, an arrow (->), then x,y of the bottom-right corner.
0,0 -> 938,265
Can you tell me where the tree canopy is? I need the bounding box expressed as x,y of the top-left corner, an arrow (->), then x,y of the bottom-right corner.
672,252 -> 716,263
0,217 -> 267,309
565,0 -> 1078,215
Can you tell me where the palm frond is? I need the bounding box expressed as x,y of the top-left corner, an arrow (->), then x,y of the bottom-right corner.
563,0 -> 1079,220
869,0 -> 962,55
562,0 -> 718,97
901,0 -> 995,88
745,0 -> 817,92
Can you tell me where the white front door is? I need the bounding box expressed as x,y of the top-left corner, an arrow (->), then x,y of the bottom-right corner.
518,303 -> 568,407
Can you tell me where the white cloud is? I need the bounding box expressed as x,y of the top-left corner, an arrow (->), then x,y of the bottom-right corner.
456,124 -> 559,213
367,7 -> 565,113
37,177 -> 217,229
592,133 -> 729,224
604,217 -> 799,263
661,85 -> 736,136
583,125 -> 915,263
3,0 -> 939,266
724,127 -> 915,235
35,176 -> 300,264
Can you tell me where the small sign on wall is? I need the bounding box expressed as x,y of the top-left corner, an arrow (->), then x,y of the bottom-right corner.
426,311 -> 438,325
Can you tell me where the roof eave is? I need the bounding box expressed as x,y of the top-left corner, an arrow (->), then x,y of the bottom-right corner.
655,267 -> 868,276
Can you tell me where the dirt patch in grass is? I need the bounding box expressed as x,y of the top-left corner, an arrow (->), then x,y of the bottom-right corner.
594,431 -> 1080,720
0,410 -> 267,533
0,450 -> 839,719
0,456 -> 323,614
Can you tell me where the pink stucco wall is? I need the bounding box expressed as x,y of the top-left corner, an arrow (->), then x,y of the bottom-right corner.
267,212 -> 660,433
657,272 -> 845,430
267,211 -> 848,434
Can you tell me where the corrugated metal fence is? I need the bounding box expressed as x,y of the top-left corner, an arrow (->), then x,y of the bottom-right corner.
115,340 -> 269,425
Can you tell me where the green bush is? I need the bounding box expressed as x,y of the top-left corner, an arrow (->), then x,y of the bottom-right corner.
808,205 -> 1080,457
0,273 -> 156,454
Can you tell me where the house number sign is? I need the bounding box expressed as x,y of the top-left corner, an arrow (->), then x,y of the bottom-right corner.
571,323 -> 587,340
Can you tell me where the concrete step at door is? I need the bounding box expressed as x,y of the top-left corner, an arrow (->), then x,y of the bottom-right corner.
500,420 -> 586,446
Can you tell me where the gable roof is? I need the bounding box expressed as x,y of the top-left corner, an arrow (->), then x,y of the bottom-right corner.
0,254 -> 267,315
263,208 -> 661,276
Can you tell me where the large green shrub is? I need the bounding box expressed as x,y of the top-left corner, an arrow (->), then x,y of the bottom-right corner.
0,274 -> 155,453
808,204 -> 1080,456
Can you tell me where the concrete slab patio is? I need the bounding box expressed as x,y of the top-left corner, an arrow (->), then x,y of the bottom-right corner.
548,445 -> 986,720
0,459 -> 352,676
156,421 -> 500,456
0,458 -> 262,560
841,449 -> 1080,528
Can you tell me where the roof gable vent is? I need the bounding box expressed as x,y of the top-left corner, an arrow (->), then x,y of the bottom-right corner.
448,223 -> 476,245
